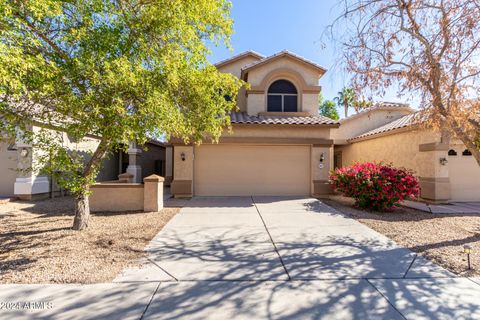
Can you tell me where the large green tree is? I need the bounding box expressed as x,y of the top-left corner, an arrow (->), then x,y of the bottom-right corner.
318,94 -> 339,120
0,0 -> 243,230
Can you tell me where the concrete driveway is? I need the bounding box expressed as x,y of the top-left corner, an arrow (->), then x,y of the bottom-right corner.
2,197 -> 480,319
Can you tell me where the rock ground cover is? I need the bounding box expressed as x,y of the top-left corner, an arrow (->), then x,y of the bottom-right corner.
324,196 -> 480,277
0,197 -> 179,283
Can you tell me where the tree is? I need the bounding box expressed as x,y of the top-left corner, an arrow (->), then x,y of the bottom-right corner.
330,0 -> 480,165
0,0 -> 243,230
318,94 -> 340,120
334,87 -> 356,118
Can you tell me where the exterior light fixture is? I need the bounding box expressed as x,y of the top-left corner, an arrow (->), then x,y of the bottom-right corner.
319,153 -> 325,163
20,148 -> 29,158
180,152 -> 186,161
439,157 -> 448,166
464,245 -> 473,270
318,152 -> 325,169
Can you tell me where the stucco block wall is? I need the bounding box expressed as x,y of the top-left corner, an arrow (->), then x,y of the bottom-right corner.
90,184 -> 144,211
337,129 -> 440,177
0,143 -> 18,196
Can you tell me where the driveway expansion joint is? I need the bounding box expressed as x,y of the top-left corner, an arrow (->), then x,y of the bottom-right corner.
403,254 -> 417,278
366,278 -> 408,320
140,282 -> 161,320
251,196 -> 292,281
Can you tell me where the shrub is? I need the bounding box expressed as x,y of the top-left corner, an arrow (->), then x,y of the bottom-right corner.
330,162 -> 420,211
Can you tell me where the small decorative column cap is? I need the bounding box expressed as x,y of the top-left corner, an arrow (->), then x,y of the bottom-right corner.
144,174 -> 165,183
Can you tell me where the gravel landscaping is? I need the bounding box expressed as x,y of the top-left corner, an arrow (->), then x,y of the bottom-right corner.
323,196 -> 480,277
0,197 -> 180,284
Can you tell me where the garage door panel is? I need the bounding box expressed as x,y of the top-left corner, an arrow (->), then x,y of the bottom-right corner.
194,145 -> 310,196
449,156 -> 480,201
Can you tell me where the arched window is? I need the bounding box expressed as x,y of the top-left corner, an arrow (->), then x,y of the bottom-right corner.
462,149 -> 472,156
448,149 -> 457,156
267,80 -> 298,112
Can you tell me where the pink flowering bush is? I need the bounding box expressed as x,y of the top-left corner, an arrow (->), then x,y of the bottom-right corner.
330,162 -> 420,211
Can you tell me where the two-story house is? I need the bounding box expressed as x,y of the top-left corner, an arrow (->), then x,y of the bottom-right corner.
170,50 -> 339,198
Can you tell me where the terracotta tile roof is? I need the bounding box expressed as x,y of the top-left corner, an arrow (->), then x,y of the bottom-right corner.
230,111 -> 339,126
348,113 -> 420,141
240,50 -> 327,74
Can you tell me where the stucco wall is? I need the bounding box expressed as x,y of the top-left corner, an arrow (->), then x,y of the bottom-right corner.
227,125 -> 331,140
247,57 -> 320,87
331,109 -> 413,143
0,142 -> 18,196
337,129 -> 440,176
217,56 -> 260,112
90,184 -> 144,211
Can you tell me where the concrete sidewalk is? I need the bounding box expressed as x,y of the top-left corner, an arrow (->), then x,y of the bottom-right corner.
403,200 -> 480,214
1,197 -> 479,319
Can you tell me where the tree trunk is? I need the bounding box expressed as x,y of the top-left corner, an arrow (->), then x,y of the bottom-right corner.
73,193 -> 90,231
449,120 -> 480,166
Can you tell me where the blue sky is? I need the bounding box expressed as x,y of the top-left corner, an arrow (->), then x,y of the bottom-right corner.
208,0 -> 406,107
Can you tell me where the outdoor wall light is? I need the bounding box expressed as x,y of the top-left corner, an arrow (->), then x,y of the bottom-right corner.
20,147 -> 29,158
439,157 -> 448,166
319,153 -> 325,163
464,245 -> 473,270
180,152 -> 186,161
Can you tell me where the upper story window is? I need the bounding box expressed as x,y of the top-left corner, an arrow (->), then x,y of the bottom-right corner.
267,80 -> 298,112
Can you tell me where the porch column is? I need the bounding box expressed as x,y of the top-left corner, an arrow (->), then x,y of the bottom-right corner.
418,142 -> 450,202
170,145 -> 193,198
14,137 -> 49,200
126,142 -> 142,183
311,144 -> 334,197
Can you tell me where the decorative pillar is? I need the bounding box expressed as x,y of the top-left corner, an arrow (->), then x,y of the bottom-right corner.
418,142 -> 450,202
126,142 -> 142,183
170,145 -> 193,198
311,143 -> 334,197
143,174 -> 164,212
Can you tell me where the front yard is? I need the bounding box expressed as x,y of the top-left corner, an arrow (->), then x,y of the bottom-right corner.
0,197 -> 179,284
324,196 -> 480,276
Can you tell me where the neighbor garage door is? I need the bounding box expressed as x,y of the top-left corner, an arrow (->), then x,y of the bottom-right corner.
449,151 -> 480,201
194,144 -> 310,196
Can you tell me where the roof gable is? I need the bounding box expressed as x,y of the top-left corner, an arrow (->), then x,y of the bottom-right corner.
240,50 -> 327,79
214,51 -> 264,69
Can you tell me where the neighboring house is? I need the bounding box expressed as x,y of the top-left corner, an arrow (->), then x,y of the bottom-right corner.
333,106 -> 480,202
0,128 -> 168,199
169,50 -> 480,202
170,50 -> 339,197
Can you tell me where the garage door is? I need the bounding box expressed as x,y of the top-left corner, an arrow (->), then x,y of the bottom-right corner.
449,151 -> 480,201
194,145 -> 311,196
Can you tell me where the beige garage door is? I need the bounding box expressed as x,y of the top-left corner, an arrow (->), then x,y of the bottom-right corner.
449,152 -> 480,201
194,144 -> 311,196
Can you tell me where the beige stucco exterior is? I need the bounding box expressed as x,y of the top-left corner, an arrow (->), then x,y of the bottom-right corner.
331,107 -> 413,144
336,129 -> 440,177
336,123 -> 480,202
169,50 -> 336,198
0,143 -> 18,196
243,56 -> 323,116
